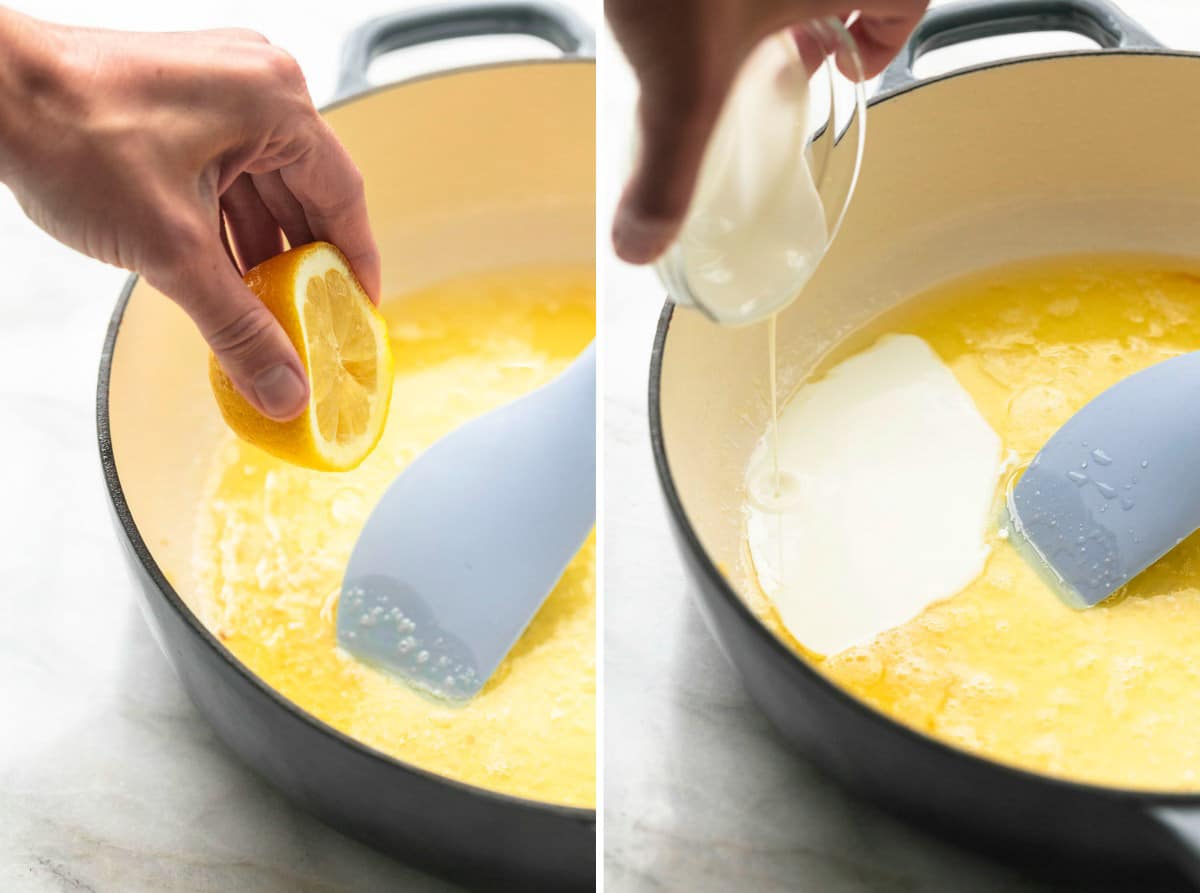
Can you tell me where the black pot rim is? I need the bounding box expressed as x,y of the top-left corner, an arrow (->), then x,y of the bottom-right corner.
648,48 -> 1200,810
96,61 -> 596,826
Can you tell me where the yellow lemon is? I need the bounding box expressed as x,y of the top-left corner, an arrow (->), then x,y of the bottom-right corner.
209,242 -> 392,472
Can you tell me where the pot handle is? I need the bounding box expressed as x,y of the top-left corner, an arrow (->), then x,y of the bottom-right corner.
1148,806 -> 1200,886
879,0 -> 1162,93
335,0 -> 595,99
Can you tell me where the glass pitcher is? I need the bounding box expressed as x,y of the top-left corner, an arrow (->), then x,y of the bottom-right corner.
654,19 -> 868,327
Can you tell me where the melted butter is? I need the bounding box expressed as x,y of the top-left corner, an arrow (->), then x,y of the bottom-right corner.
192,266 -> 595,807
747,255 -> 1200,791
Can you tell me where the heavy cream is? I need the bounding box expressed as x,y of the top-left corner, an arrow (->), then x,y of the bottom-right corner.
745,334 -> 1004,656
674,33 -> 828,325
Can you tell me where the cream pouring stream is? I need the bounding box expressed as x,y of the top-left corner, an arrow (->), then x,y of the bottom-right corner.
654,24 -> 865,501
663,32 -> 831,327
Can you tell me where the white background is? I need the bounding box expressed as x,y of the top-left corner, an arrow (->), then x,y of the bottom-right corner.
0,2 -> 592,892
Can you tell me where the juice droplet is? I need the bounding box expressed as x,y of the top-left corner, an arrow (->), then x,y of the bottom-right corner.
1091,448 -> 1113,466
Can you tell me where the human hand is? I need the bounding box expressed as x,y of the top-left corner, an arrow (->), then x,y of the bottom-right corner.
608,0 -> 928,264
0,12 -> 379,420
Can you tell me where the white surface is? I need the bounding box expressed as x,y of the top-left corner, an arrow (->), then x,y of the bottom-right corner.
603,2 -> 1200,891
744,334 -> 1002,656
0,2 -> 593,891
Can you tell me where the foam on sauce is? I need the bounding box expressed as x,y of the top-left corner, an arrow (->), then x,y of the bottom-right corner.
192,267 -> 595,807
744,255 -> 1200,791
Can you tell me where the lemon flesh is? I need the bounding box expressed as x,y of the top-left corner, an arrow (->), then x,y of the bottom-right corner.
209,242 -> 392,472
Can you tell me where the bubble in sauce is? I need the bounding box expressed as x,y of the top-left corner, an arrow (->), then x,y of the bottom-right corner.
331,488 -> 365,525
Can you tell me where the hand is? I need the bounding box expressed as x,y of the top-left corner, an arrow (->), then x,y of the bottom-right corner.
608,0 -> 928,264
0,12 -> 380,420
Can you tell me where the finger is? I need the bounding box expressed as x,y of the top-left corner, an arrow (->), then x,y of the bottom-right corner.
793,13 -> 849,75
613,66 -> 734,265
198,27 -> 271,45
278,117 -> 381,302
167,237 -> 309,421
846,9 -> 925,78
221,173 -> 283,272
252,169 -> 314,251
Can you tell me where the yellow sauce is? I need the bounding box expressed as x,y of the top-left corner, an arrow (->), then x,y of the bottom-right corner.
192,266 -> 595,807
751,255 -> 1200,791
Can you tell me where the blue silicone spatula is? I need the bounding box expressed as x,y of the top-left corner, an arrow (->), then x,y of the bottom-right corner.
336,342 -> 595,701
1008,350 -> 1200,608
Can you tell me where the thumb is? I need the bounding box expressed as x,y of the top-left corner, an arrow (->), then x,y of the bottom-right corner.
613,67 -> 732,266
169,245 -> 310,421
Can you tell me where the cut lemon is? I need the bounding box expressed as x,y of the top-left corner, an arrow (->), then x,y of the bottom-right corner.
209,242 -> 393,472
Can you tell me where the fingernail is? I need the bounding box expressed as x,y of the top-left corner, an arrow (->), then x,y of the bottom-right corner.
253,365 -> 308,420
612,206 -> 671,265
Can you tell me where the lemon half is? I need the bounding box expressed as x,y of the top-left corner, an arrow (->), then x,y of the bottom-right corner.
209,242 -> 393,472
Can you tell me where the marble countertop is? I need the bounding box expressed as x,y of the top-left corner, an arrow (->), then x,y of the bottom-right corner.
0,1 -> 591,891
601,3 -> 1200,891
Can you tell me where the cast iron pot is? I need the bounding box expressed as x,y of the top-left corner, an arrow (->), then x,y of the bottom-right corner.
97,4 -> 594,889
651,0 -> 1200,886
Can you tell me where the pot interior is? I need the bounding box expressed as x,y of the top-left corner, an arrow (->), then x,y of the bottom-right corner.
658,52 -> 1200,638
107,61 -> 595,615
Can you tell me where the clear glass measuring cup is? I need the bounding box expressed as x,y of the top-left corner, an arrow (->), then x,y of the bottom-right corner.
654,19 -> 867,327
